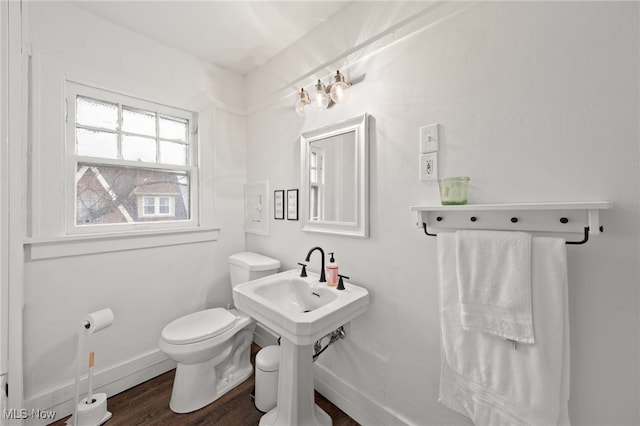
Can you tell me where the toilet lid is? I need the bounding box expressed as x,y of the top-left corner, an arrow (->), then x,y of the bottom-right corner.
161,308 -> 237,345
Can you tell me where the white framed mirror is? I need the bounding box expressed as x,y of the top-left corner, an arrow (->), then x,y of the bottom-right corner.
300,113 -> 369,238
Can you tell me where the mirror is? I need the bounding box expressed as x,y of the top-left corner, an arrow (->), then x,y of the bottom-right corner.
300,114 -> 369,238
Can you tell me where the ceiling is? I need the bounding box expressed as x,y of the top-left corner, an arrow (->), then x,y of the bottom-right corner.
73,1 -> 350,76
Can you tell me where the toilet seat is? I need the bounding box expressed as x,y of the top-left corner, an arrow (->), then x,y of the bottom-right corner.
161,308 -> 237,345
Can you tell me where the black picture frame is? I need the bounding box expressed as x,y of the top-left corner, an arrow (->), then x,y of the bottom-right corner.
287,189 -> 298,221
274,190 -> 285,220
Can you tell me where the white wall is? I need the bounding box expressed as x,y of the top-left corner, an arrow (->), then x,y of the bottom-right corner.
246,2 -> 639,425
21,2 -> 247,420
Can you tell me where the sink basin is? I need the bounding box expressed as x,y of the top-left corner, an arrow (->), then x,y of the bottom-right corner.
233,269 -> 369,345
253,277 -> 337,314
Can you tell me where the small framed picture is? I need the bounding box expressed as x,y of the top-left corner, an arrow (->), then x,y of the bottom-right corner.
287,189 -> 298,221
274,190 -> 284,220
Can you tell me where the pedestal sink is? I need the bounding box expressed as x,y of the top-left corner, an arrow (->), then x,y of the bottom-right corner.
232,269 -> 370,426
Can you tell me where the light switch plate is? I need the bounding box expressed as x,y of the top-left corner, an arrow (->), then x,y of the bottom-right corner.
419,123 -> 439,153
420,152 -> 438,181
245,181 -> 270,236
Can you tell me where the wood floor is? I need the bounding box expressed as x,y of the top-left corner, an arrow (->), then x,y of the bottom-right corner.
52,344 -> 359,426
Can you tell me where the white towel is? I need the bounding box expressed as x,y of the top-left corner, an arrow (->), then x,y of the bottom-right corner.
438,233 -> 570,425
456,230 -> 534,344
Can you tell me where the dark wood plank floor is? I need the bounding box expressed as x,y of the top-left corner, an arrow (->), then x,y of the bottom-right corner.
52,344 -> 359,426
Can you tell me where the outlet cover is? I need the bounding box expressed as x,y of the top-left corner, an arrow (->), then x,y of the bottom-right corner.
420,152 -> 438,181
419,123 -> 439,153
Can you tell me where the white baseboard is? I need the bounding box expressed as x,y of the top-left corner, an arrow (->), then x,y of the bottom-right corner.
24,349 -> 176,426
314,363 -> 412,426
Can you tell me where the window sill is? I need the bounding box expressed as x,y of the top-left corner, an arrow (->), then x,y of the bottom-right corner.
25,226 -> 220,260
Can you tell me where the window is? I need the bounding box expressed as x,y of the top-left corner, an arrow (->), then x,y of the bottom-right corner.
309,147 -> 324,221
67,82 -> 197,232
139,195 -> 176,218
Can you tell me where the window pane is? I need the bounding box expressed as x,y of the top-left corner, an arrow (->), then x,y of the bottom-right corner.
159,141 -> 187,166
122,135 -> 156,162
143,197 -> 155,215
76,128 -> 118,159
122,107 -> 156,136
76,163 -> 190,225
310,186 -> 318,220
159,116 -> 188,141
76,96 -> 118,130
159,197 -> 170,214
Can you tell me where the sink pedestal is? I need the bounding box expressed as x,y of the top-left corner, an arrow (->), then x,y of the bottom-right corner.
259,338 -> 331,426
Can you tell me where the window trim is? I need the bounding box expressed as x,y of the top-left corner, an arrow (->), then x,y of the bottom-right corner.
65,81 -> 200,235
25,227 -> 220,260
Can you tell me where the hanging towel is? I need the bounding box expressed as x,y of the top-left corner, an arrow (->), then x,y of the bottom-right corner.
437,233 -> 570,425
456,230 -> 534,344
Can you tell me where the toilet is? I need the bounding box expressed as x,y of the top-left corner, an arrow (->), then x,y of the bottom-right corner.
158,252 -> 280,413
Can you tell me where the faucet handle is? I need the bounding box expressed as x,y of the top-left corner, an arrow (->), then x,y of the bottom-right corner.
337,274 -> 349,291
297,262 -> 308,277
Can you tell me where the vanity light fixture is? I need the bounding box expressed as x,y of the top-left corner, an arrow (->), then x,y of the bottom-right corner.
295,70 -> 354,115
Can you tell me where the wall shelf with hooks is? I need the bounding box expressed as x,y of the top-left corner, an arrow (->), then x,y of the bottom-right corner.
410,202 -> 612,245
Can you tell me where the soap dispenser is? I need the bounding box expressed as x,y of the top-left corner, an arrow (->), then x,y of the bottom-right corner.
326,252 -> 339,286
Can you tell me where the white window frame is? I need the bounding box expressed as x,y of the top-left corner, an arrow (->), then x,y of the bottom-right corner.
65,81 -> 199,234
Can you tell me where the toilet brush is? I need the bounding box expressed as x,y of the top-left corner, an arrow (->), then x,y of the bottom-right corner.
87,352 -> 94,405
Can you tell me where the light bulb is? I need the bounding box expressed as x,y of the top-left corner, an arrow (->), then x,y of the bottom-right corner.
329,70 -> 351,104
313,80 -> 329,111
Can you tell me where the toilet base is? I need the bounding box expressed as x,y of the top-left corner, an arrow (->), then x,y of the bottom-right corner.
169,362 -> 253,413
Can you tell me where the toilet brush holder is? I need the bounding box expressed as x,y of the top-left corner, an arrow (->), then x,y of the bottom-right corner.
66,393 -> 112,426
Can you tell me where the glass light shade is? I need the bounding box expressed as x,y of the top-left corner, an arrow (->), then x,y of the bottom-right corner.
313,80 -> 329,111
313,92 -> 330,110
295,88 -> 310,116
295,99 -> 307,117
329,81 -> 351,104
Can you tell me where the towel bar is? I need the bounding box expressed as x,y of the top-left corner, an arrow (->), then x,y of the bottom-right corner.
421,222 -> 602,245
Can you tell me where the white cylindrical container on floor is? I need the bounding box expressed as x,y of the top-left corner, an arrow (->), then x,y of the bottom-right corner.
255,345 -> 280,412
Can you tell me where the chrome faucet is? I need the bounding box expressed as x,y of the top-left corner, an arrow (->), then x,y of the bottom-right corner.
304,246 -> 326,283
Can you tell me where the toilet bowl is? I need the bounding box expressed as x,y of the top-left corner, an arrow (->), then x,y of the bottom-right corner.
158,252 -> 280,413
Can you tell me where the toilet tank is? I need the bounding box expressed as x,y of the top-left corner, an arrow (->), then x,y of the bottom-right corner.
229,252 -> 280,287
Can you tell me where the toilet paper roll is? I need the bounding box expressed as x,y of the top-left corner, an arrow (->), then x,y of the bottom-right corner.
82,308 -> 114,334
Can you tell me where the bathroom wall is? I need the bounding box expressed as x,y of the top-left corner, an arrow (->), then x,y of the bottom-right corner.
245,2 -> 639,425
21,2 -> 247,419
